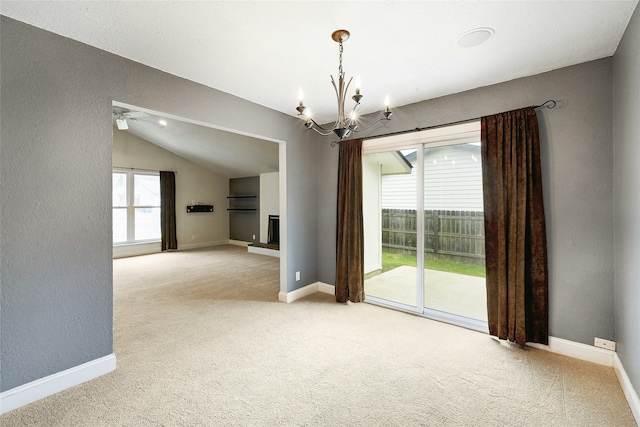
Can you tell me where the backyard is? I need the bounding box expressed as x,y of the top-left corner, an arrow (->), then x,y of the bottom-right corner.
382,248 -> 486,277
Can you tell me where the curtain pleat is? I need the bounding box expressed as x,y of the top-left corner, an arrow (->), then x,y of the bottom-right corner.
336,139 -> 365,303
160,171 -> 178,251
481,108 -> 548,345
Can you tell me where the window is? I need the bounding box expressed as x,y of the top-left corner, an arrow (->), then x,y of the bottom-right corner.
113,170 -> 161,244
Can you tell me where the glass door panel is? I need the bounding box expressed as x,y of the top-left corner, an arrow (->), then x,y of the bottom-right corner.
363,149 -> 418,309
423,143 -> 487,322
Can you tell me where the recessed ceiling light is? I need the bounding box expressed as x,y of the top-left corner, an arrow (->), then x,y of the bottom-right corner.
456,27 -> 495,48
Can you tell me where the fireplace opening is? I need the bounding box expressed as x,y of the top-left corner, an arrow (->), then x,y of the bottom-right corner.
268,215 -> 279,246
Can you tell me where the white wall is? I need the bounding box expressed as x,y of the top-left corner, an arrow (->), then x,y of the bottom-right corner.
381,165 -> 417,210
112,129 -> 229,257
363,155 -> 382,274
259,172 -> 279,244
424,145 -> 483,211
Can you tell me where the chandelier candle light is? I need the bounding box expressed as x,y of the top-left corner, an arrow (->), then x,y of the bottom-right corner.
296,29 -> 392,140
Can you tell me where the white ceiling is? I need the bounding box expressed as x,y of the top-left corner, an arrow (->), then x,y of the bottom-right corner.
3,1 -> 638,175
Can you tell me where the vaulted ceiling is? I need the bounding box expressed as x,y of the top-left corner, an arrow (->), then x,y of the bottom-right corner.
112,104 -> 279,179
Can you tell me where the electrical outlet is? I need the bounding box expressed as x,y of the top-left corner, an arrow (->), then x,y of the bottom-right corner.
253,234 -> 256,240
191,235 -> 195,240
296,271 -> 300,281
594,337 -> 616,351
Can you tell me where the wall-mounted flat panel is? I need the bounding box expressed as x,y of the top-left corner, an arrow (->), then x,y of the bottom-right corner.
186,205 -> 214,213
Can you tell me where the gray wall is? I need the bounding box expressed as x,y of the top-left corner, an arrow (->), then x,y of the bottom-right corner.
229,176 -> 260,242
319,59 -> 615,347
0,16 -> 318,392
3,9 -> 637,402
613,4 -> 640,397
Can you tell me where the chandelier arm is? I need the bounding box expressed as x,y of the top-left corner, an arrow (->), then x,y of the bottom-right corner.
330,75 -> 341,126
351,117 -> 392,135
341,76 -> 354,127
349,101 -> 361,118
307,117 -> 338,133
306,118 -> 338,135
343,77 -> 353,98
331,75 -> 344,127
343,77 -> 355,120
309,126 -> 336,137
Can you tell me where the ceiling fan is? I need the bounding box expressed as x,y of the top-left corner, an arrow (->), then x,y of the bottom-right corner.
112,109 -> 167,130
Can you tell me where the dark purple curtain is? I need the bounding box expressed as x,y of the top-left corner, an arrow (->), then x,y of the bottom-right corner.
160,171 -> 177,251
335,139 -> 365,303
481,107 -> 548,345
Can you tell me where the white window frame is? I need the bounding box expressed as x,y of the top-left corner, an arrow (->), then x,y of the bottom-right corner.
113,169 -> 161,245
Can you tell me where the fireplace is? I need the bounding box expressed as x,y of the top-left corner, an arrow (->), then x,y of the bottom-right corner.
267,215 -> 279,246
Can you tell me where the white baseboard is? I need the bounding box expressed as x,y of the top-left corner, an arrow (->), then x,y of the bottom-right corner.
281,281 -> 640,424
178,240 -> 229,251
286,287 -> 621,371
527,336 -> 615,366
228,239 -> 251,247
614,353 -> 640,424
528,337 -> 638,425
113,242 -> 161,258
278,281 -> 332,303
317,282 -> 335,295
247,246 -> 280,258
0,353 -> 116,415
114,240 -> 231,258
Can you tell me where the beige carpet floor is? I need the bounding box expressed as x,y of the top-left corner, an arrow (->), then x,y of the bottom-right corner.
2,245 -> 636,426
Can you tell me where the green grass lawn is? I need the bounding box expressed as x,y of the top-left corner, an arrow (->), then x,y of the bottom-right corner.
382,249 -> 486,278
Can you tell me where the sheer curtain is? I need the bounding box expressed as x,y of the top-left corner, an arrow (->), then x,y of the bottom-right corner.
335,139 -> 365,303
481,107 -> 549,345
160,171 -> 177,251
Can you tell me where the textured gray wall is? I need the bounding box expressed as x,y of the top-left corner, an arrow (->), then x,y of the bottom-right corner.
613,4 -> 640,399
318,59 -> 615,346
0,16 -> 317,392
229,177 -> 260,242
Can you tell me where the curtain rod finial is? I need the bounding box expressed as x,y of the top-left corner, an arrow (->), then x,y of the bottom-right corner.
534,100 -> 557,109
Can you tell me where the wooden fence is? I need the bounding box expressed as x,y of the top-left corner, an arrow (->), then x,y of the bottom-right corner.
382,209 -> 485,265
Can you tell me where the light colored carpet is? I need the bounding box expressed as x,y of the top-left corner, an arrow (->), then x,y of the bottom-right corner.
2,245 -> 636,426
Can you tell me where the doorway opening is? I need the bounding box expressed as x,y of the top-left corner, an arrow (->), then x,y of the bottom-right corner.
111,100 -> 287,297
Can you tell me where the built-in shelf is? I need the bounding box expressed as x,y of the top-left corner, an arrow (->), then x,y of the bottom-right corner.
227,195 -> 258,213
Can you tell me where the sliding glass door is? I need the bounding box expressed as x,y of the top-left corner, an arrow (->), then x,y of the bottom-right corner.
363,149 -> 418,309
423,143 -> 487,328
363,122 -> 488,331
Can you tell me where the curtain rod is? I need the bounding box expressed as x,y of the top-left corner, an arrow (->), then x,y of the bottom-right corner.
334,99 -> 558,145
113,167 -> 178,174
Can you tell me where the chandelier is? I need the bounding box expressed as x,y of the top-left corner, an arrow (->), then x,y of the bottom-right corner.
296,29 -> 392,140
